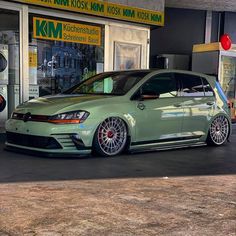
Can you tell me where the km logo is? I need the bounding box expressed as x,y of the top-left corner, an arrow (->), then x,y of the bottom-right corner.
35,18 -> 63,39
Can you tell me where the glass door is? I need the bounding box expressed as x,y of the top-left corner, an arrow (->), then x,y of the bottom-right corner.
0,7 -> 20,130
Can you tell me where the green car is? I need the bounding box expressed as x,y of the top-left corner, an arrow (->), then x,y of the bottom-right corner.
5,70 -> 232,157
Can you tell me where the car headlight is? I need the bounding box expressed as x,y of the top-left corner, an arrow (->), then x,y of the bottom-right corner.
48,111 -> 90,124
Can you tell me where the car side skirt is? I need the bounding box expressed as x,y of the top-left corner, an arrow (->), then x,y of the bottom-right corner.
130,136 -> 205,152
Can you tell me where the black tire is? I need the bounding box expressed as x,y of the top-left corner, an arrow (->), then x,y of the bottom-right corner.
206,115 -> 230,146
93,117 -> 128,157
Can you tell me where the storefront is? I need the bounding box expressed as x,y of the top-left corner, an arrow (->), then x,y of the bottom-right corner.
0,0 -> 164,130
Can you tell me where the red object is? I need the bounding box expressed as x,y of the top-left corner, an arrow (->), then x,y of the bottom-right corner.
220,34 -> 232,50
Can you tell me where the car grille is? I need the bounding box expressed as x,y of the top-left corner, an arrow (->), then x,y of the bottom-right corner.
12,113 -> 49,122
6,132 -> 62,149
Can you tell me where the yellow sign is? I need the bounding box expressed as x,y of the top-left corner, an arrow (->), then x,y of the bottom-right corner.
29,51 -> 37,67
15,0 -> 164,26
33,17 -> 101,45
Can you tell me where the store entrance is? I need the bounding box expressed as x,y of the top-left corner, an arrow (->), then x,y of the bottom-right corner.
0,8 -> 19,130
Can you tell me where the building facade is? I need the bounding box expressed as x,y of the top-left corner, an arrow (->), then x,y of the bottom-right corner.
0,0 -> 164,130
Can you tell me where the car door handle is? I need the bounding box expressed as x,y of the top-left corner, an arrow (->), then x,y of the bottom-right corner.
174,103 -> 182,108
207,101 -> 214,106
137,103 -> 145,110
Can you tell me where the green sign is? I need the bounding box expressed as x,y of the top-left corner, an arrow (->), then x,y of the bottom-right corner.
33,17 -> 101,45
15,0 -> 164,26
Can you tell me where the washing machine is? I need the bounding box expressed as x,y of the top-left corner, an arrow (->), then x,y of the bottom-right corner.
0,44 -> 9,85
0,85 -> 8,128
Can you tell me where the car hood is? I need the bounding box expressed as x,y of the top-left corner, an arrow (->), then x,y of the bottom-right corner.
15,94 -> 115,115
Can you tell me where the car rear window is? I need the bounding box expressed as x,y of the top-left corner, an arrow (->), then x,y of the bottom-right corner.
175,73 -> 214,97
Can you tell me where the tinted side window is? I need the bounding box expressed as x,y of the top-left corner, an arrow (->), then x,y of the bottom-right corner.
141,73 -> 178,98
176,73 -> 205,97
202,77 -> 214,96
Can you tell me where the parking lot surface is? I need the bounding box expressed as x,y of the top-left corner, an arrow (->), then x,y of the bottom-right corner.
0,127 -> 236,236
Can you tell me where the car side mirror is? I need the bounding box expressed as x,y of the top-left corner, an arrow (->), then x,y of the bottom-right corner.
140,91 -> 159,100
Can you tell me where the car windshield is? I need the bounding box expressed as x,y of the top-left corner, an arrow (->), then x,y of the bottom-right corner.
63,71 -> 150,95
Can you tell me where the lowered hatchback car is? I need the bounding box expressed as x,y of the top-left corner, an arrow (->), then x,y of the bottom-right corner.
5,70 -> 231,157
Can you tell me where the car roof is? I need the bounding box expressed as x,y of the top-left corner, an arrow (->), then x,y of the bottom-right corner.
104,69 -> 215,77
111,69 -> 214,80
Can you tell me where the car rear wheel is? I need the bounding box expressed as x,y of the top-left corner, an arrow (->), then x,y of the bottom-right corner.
207,115 -> 230,146
93,117 -> 128,157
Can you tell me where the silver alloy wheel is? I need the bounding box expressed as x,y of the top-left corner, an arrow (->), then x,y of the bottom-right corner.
97,117 -> 127,156
209,115 -> 229,145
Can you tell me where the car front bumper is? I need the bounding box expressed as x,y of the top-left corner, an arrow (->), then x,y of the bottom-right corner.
5,118 -> 98,156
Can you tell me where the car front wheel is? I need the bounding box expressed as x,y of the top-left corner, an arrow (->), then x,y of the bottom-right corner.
207,115 -> 230,146
93,117 -> 128,157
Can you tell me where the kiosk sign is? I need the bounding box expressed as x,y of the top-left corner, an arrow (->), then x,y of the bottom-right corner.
16,0 -> 164,26
33,17 -> 101,45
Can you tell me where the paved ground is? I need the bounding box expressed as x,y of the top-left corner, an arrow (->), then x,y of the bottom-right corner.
0,127 -> 235,236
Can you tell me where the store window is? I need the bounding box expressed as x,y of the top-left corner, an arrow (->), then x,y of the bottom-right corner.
29,14 -> 104,97
0,9 -> 19,128
221,56 -> 236,99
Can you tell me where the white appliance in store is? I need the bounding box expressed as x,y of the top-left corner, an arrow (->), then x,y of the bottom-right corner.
0,85 -> 8,127
8,84 -> 39,117
0,44 -> 8,85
